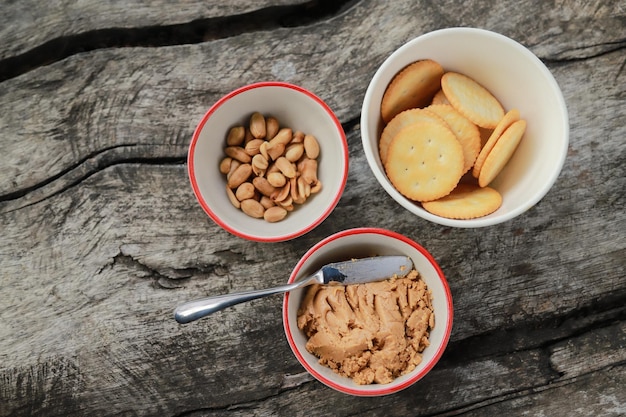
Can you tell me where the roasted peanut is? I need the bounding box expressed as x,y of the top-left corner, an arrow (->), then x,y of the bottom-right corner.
266,117 -> 279,140
267,142 -> 286,161
298,176 -> 311,199
293,130 -> 305,143
304,134 -> 320,159
226,126 -> 245,146
285,143 -> 304,162
225,146 -> 251,163
264,206 -> 288,223
275,157 -> 296,178
311,180 -> 322,194
252,154 -> 269,171
260,196 -> 276,209
244,128 -> 254,144
267,172 -> 287,188
252,176 -> 276,197
226,160 -> 241,181
227,163 -> 252,189
245,139 -> 265,156
271,128 -> 293,147
226,185 -> 240,209
250,112 -> 266,139
235,182 -> 255,201
219,157 -> 233,175
259,141 -> 270,161
301,158 -> 318,185
241,199 -> 265,218
271,182 -> 290,203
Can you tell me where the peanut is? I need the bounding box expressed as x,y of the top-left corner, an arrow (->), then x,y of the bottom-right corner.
267,171 -> 287,188
266,117 -> 279,140
227,163 -> 252,189
245,139 -> 265,156
252,176 -> 276,197
275,157 -> 296,178
301,158 -> 318,185
241,199 -> 265,218
226,185 -> 240,209
267,142 -> 286,161
226,159 -> 240,181
260,196 -> 276,209
271,182 -> 290,203
219,157 -> 233,175
249,112 -> 266,139
271,128 -> 292,147
225,146 -> 251,163
292,130 -> 305,143
285,143 -> 304,162
251,154 -> 269,177
264,206 -> 288,223
304,134 -> 320,159
235,182 -> 255,201
226,126 -> 245,146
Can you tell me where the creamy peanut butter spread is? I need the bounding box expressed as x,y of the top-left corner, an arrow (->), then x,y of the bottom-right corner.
296,269 -> 434,385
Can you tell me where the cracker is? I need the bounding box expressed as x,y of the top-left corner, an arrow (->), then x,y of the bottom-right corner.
384,121 -> 464,202
441,72 -> 504,129
472,109 -> 520,178
431,89 -> 450,105
478,119 -> 527,187
427,104 -> 481,173
422,183 -> 502,219
381,60 -> 444,124
379,108 -> 447,164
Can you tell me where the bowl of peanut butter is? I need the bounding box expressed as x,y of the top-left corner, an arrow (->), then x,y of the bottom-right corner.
282,227 -> 453,396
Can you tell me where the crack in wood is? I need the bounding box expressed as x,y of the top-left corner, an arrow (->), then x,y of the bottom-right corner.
0,152 -> 186,212
0,0 -> 360,83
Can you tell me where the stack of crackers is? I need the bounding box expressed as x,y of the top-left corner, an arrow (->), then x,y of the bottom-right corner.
379,59 -> 527,220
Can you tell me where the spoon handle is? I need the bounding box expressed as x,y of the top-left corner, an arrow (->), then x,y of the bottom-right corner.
173,275 -> 317,324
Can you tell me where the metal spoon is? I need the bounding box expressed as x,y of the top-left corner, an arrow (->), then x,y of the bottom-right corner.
173,255 -> 413,324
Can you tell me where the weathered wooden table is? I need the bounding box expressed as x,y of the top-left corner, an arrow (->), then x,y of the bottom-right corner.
1,1 -> 625,416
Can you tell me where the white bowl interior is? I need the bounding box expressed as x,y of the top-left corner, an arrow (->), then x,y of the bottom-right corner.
361,28 -> 569,227
283,228 -> 453,396
190,83 -> 348,241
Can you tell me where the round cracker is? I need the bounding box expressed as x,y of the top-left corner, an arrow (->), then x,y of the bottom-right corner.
381,59 -> 444,124
384,121 -> 464,202
441,72 -> 505,129
379,108 -> 447,164
431,89 -> 450,105
422,183 -> 502,219
427,104 -> 481,173
478,119 -> 527,187
472,109 -> 520,178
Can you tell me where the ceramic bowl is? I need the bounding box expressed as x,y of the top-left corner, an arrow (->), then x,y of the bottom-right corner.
361,27 -> 569,227
189,82 -> 348,242
283,228 -> 453,396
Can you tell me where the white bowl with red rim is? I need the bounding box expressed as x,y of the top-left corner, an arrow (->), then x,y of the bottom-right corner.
283,227 -> 453,396
361,27 -> 569,227
188,82 -> 349,242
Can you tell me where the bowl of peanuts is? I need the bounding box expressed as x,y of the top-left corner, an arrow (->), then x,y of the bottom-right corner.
189,82 -> 349,242
283,227 -> 453,396
361,28 -> 569,227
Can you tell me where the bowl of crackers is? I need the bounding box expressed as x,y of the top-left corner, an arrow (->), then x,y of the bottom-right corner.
189,81 -> 349,242
283,227 -> 453,396
361,28 -> 569,227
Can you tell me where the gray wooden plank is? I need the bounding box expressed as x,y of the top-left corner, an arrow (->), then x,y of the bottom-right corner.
1,0 -> 625,415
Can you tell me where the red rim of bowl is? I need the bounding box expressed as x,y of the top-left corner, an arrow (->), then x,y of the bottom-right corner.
282,227 -> 454,396
187,81 -> 349,242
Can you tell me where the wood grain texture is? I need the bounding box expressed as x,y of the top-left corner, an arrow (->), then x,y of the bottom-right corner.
1,0 -> 625,416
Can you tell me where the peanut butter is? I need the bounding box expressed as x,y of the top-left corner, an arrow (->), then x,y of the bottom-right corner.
297,270 -> 434,385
